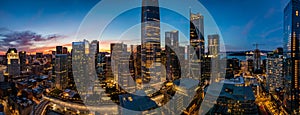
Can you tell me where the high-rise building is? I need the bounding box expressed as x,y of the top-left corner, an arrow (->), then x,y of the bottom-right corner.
91,40 -> 100,54
253,49 -> 261,71
165,31 -> 179,47
202,55 -> 212,84
110,43 -> 127,89
283,0 -> 300,113
19,51 -> 26,71
97,52 -> 109,80
63,47 -> 68,54
190,11 -> 205,58
36,52 -> 43,59
165,31 -> 180,81
266,48 -> 284,94
6,48 -> 20,77
72,40 -> 89,95
56,46 -> 63,54
130,45 -> 142,81
55,54 -> 68,90
208,34 -> 220,58
226,58 -> 240,79
189,11 -> 204,83
247,59 -> 254,73
141,0 -> 162,85
118,50 -> 135,92
207,34 -> 221,83
91,40 -> 100,69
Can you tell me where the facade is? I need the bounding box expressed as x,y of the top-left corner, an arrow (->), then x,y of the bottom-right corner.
141,0 -> 162,85
130,45 -> 142,81
110,43 -> 127,88
254,49 -> 261,71
208,34 -> 220,58
173,78 -> 199,114
266,48 -> 284,93
55,54 -> 68,90
202,55 -> 211,84
226,58 -> 240,79
91,40 -> 100,69
207,34 -> 221,83
63,47 -> 68,54
189,11 -> 204,83
6,48 -> 20,77
72,41 -> 89,95
204,77 -> 258,114
283,0 -> 300,113
118,50 -> 135,92
91,40 -> 100,55
19,51 -> 26,72
56,46 -> 63,54
97,52 -> 109,80
165,31 -> 180,81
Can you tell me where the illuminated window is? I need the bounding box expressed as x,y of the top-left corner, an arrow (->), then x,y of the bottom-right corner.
296,10 -> 299,16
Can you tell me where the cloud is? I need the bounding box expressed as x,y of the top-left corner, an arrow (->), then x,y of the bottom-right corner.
0,28 -> 65,54
242,19 -> 255,35
259,26 -> 282,38
28,43 -> 72,54
264,8 -> 276,19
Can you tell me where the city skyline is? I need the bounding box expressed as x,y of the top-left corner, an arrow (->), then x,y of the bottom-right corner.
0,0 -> 290,55
0,0 -> 299,114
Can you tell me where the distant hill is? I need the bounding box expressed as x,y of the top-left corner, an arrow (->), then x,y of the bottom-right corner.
226,50 -> 272,56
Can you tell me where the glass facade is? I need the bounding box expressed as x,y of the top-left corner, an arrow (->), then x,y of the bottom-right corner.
141,0 -> 162,84
189,12 -> 204,83
284,0 -> 300,113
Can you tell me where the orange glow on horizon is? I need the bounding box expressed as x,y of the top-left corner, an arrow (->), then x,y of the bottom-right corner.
0,43 -> 72,55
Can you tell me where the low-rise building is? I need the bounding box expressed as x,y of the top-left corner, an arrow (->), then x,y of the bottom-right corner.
204,77 -> 258,114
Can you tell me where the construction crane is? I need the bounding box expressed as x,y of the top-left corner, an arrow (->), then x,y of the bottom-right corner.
252,43 -> 265,73
253,43 -> 265,50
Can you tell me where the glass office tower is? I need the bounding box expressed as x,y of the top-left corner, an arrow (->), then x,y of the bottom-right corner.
284,0 -> 300,113
141,0 -> 162,84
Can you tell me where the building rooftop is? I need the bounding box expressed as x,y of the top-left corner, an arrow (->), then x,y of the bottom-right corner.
220,76 -> 245,85
0,82 -> 11,90
173,78 -> 199,89
119,91 -> 158,111
205,83 -> 255,101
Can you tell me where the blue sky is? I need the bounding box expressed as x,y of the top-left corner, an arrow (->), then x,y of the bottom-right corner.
0,0 -> 290,54
201,0 -> 289,50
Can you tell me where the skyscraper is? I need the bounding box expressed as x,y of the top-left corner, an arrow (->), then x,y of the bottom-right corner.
55,54 -> 68,90
19,51 -> 26,71
189,11 -> 204,82
72,41 -> 89,95
141,0 -> 162,84
56,46 -> 63,54
6,48 -> 20,77
130,45 -> 142,81
208,34 -> 220,58
118,48 -> 135,92
63,47 -> 68,54
165,31 -> 179,47
266,48 -> 284,94
91,40 -> 100,55
165,31 -> 180,81
190,11 -> 205,60
283,0 -> 300,113
110,43 -> 127,89
91,40 -> 100,70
